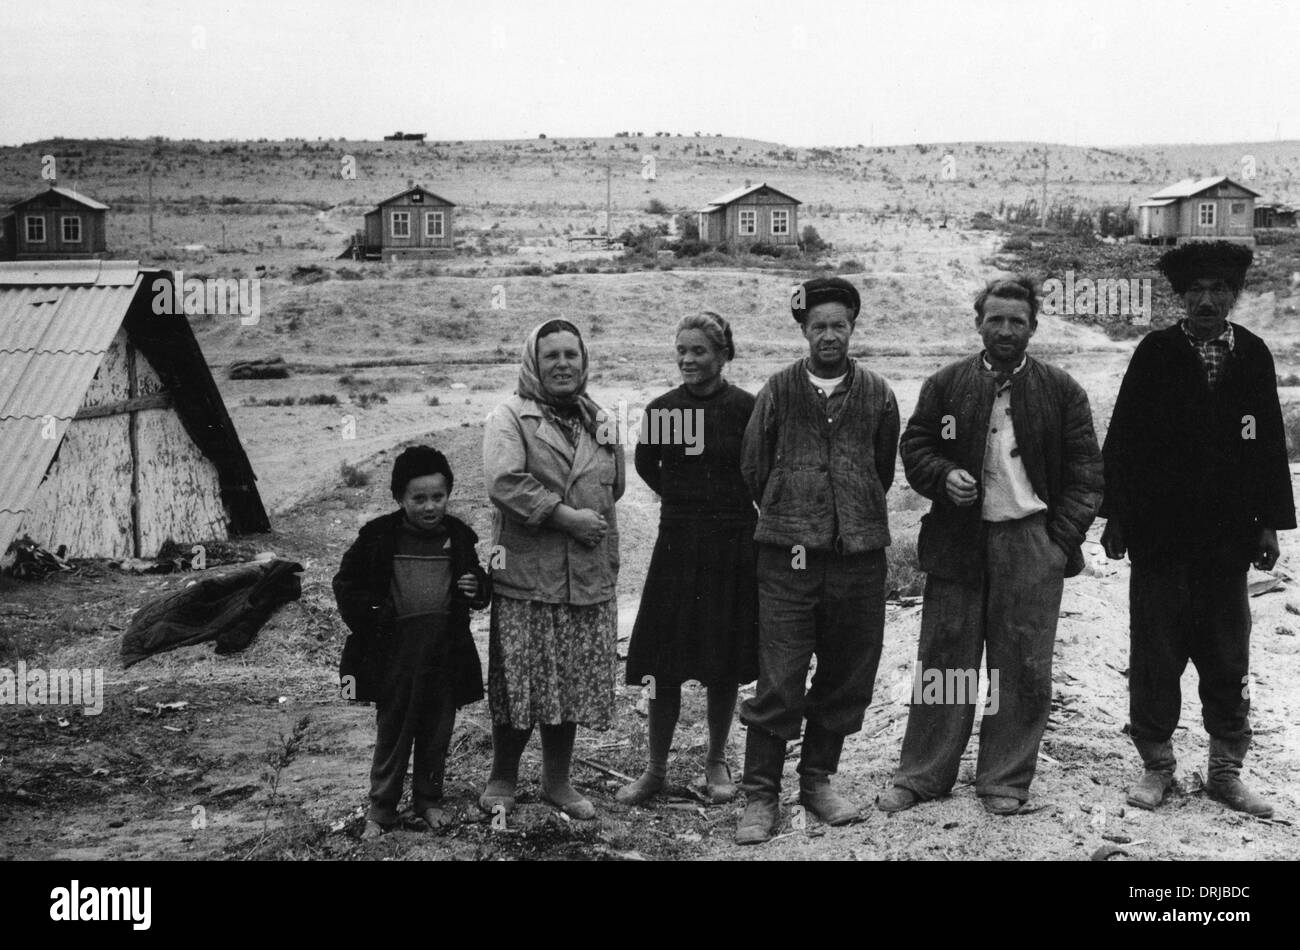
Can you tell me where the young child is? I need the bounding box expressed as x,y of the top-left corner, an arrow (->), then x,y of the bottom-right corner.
333,446 -> 490,838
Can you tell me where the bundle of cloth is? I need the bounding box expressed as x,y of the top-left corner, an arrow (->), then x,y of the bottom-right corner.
120,558 -> 304,668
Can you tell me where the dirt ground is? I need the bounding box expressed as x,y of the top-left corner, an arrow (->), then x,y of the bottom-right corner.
4,228 -> 1300,861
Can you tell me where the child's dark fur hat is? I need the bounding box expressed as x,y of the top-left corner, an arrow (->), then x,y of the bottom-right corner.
1158,241 -> 1253,295
391,445 -> 453,499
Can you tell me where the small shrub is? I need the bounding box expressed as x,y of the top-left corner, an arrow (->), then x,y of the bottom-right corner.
299,393 -> 339,405
339,462 -> 369,487
1002,236 -> 1032,252
425,394 -> 441,406
1285,405 -> 1300,460
886,532 -> 925,598
800,225 -> 829,253
645,198 -> 669,215
354,391 -> 388,409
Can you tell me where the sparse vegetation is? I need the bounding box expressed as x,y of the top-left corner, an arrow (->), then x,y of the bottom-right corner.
339,461 -> 370,486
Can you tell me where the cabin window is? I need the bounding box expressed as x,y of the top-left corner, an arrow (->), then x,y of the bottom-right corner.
1198,203 -> 1216,226
391,211 -> 411,238
425,211 -> 444,238
771,209 -> 790,236
61,216 -> 82,243
738,209 -> 756,235
1230,202 -> 1246,215
25,215 -> 45,242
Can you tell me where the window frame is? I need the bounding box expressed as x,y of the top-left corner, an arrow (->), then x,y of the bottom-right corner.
738,208 -> 757,236
425,211 -> 444,238
1198,202 -> 1216,227
61,215 -> 83,243
390,211 -> 411,238
771,209 -> 790,236
25,215 -> 46,243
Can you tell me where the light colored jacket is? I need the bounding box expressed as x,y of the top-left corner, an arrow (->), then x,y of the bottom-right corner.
484,395 -> 625,605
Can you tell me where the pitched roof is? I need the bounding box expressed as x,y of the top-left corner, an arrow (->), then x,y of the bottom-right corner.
1147,175 -> 1261,200
373,185 -> 456,208
697,182 -> 801,213
0,261 -> 267,554
10,186 -> 110,211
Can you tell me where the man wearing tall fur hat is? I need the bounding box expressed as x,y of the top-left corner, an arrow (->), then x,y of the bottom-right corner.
1101,240 -> 1295,818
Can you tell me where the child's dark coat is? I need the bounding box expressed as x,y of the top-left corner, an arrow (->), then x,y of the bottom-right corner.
332,510 -> 489,706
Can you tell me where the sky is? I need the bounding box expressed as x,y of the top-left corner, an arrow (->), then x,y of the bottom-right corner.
1,0 -> 1298,148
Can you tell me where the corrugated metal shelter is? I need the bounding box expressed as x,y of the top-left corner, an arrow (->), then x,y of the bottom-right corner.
0,186 -> 110,261
0,261 -> 268,559
359,185 -> 455,259
696,182 -> 800,247
1137,176 -> 1259,245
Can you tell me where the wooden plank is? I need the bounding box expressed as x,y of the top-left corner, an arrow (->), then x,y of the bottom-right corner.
127,340 -> 142,558
17,414 -> 134,558
135,407 -> 229,555
74,392 -> 171,420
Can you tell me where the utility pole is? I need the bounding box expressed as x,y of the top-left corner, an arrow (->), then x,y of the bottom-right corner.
147,154 -> 156,245
1040,146 -> 1048,228
605,163 -> 612,238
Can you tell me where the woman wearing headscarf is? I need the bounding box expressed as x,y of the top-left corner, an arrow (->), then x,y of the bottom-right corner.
479,319 -> 624,820
617,312 -> 758,806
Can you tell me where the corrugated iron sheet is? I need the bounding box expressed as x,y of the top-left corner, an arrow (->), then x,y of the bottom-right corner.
0,262 -> 142,552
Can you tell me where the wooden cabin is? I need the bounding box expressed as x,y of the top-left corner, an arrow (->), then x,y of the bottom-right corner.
351,186 -> 455,260
0,186 -> 109,260
696,182 -> 800,248
0,261 -> 268,559
1137,176 -> 1258,245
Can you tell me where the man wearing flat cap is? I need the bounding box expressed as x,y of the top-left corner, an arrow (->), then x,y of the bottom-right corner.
735,276 -> 899,844
877,275 -> 1103,816
1101,241 -> 1294,818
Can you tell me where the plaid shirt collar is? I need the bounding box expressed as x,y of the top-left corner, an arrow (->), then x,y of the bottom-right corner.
1180,319 -> 1235,352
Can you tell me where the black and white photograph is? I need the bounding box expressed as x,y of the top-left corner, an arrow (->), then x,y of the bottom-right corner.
1,0 -> 1297,913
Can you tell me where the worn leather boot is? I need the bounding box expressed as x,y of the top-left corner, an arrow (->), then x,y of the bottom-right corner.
735,727 -> 785,845
1126,737 -> 1176,811
797,722 -> 860,826
1205,736 -> 1273,818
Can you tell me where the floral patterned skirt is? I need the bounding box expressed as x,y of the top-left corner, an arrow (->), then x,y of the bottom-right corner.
487,594 -> 618,730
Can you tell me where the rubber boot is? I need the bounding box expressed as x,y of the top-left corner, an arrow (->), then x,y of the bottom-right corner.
797,722 -> 860,826
735,727 -> 785,845
1126,736 -> 1176,811
1205,736 -> 1273,818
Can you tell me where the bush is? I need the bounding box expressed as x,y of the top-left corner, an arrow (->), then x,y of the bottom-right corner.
885,532 -> 925,598
339,462 -> 369,487
645,198 -> 669,215
354,391 -> 388,408
673,238 -> 710,258
1002,236 -> 1032,251
800,225 -> 829,253
748,242 -> 782,258
1285,405 -> 1300,460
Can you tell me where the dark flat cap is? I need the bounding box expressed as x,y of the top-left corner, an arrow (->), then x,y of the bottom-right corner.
1158,241 -> 1253,295
791,276 -> 861,323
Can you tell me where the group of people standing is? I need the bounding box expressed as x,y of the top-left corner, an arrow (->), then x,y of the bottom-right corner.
333,239 -> 1292,845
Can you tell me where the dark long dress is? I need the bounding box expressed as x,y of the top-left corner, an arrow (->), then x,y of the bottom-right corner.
624,381 -> 759,688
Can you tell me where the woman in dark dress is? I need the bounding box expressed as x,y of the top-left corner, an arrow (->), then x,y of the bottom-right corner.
617,312 -> 758,806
